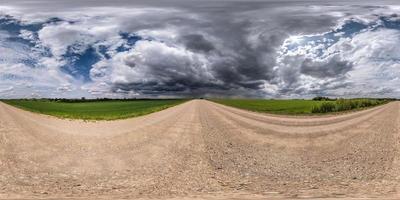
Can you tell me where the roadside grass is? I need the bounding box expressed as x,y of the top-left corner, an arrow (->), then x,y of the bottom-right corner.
211,98 -> 389,115
310,98 -> 388,113
2,99 -> 187,120
211,99 -> 325,115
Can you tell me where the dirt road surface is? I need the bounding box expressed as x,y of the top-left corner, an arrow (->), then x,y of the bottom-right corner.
0,100 -> 400,199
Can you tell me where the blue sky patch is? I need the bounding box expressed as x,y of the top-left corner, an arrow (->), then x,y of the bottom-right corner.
61,47 -> 101,82
117,32 -> 142,52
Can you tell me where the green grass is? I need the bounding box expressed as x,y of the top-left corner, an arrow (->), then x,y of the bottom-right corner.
2,99 -> 187,120
211,99 -> 326,115
310,98 -> 388,113
211,99 -> 388,115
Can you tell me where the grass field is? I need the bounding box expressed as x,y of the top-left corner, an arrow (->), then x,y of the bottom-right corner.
211,99 -> 325,115
211,99 -> 388,115
2,99 -> 187,120
2,98 -> 389,120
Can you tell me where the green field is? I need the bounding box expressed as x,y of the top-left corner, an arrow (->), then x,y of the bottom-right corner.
211,99 -> 325,115
2,98 -> 389,120
2,99 -> 186,120
211,99 -> 388,115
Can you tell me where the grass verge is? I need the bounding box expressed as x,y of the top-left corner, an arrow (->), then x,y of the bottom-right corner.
2,99 -> 187,120
211,98 -> 389,115
211,99 -> 326,115
310,99 -> 388,113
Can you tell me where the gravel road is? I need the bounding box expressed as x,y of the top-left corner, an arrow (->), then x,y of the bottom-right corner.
0,100 -> 399,199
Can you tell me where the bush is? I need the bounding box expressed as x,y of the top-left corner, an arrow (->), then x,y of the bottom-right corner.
311,102 -> 336,113
358,99 -> 380,108
311,98 -> 388,113
335,99 -> 359,111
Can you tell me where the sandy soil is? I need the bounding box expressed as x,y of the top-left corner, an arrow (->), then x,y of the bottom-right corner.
0,100 -> 399,199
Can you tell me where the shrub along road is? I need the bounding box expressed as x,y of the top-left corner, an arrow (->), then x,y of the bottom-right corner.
0,100 -> 399,199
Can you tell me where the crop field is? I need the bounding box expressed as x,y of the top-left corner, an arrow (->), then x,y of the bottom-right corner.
211,98 -> 388,115
2,99 -> 186,120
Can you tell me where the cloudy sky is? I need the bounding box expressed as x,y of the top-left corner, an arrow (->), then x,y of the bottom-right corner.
0,0 -> 400,98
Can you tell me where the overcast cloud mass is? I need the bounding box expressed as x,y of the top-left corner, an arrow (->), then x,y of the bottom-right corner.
0,0 -> 400,98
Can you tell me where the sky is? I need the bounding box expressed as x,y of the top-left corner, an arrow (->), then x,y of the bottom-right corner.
0,0 -> 400,99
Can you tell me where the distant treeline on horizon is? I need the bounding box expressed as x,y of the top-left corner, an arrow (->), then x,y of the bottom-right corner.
0,97 -> 398,103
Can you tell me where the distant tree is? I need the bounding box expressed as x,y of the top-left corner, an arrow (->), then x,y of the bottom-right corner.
312,96 -> 335,101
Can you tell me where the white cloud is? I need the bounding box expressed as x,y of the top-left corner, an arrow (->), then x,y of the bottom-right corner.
276,23 -> 400,97
332,29 -> 400,96
38,22 -> 94,57
1,3 -> 400,98
88,40 -> 214,94
0,86 -> 14,93
19,29 -> 36,41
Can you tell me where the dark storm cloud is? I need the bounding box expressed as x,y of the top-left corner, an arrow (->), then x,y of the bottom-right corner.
112,80 -> 229,95
180,34 -> 214,53
300,56 -> 354,78
160,5 -> 342,94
